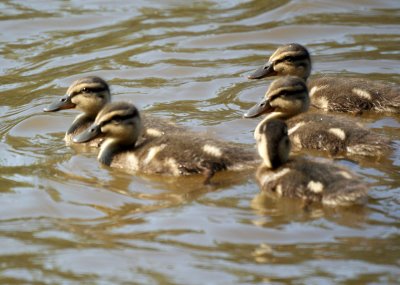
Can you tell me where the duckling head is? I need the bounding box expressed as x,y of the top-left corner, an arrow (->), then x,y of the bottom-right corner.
74,102 -> 142,147
248,43 -> 311,80
44,76 -> 111,118
244,76 -> 309,120
255,119 -> 291,169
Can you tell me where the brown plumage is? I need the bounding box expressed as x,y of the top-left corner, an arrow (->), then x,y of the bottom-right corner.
74,102 -> 259,183
43,76 -> 186,146
255,119 -> 369,206
249,43 -> 400,114
244,76 -> 392,158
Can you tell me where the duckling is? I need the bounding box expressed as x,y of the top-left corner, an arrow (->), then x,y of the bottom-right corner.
248,43 -> 400,114
43,76 -> 185,146
255,118 -> 368,206
244,76 -> 392,157
73,102 -> 259,183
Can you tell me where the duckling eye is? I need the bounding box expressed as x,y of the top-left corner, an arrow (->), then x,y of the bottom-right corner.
285,56 -> 295,62
112,118 -> 122,124
81,87 -> 89,93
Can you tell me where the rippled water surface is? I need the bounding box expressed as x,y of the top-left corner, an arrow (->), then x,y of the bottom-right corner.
1,1 -> 400,284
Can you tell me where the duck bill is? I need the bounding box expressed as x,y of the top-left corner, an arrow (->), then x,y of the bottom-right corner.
73,124 -> 101,143
248,62 -> 276,79
43,95 -> 75,112
244,98 -> 273,118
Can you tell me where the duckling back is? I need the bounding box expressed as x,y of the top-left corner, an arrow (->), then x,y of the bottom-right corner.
287,113 -> 393,157
309,77 -> 400,114
110,131 -> 260,179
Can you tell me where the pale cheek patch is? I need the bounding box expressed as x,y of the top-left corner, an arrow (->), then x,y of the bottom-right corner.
309,85 -> 329,98
307,181 -> 324,193
146,128 -> 164,137
352,88 -> 372,100
203,144 -> 222,157
328,128 -> 346,140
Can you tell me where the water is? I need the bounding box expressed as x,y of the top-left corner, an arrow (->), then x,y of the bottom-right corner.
1,0 -> 399,284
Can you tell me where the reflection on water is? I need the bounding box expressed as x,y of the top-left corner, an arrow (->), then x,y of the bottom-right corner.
1,0 -> 400,283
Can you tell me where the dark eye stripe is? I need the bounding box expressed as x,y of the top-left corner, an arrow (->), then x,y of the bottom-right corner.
81,87 -> 107,93
270,88 -> 306,100
275,54 -> 309,64
101,111 -> 138,126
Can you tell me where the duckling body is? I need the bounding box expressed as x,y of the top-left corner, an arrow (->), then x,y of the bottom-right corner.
255,119 -> 368,206
309,76 -> 400,114
249,43 -> 400,114
111,132 -> 258,178
44,76 -> 186,146
287,113 -> 391,156
244,76 -> 392,158
74,102 -> 259,182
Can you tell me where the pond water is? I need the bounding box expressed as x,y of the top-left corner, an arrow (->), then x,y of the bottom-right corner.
0,0 -> 399,284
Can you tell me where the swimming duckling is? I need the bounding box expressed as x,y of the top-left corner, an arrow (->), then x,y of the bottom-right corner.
249,43 -> 400,114
73,102 -> 259,183
255,118 -> 368,206
43,76 -> 185,146
244,76 -> 392,157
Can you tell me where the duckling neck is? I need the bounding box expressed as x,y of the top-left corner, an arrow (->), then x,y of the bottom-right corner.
254,112 -> 285,139
98,138 -> 139,166
67,113 -> 92,135
98,139 -> 122,166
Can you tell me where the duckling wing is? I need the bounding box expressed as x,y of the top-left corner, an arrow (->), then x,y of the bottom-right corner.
141,114 -> 188,138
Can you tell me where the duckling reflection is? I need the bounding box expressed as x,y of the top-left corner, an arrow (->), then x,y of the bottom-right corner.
249,43 -> 400,114
44,76 -> 185,146
255,118 -> 369,206
74,102 -> 259,183
244,76 -> 392,158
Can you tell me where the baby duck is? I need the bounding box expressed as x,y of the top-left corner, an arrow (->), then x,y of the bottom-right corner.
44,76 -> 185,146
73,102 -> 259,183
249,43 -> 400,114
255,118 -> 368,206
244,76 -> 392,157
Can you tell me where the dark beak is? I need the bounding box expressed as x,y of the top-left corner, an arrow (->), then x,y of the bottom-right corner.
243,98 -> 273,118
43,95 -> 75,112
73,124 -> 101,143
248,62 -> 276,79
